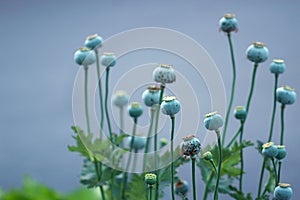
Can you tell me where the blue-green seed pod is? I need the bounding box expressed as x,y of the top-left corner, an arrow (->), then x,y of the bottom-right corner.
112,90 -> 129,108
246,42 -> 269,64
204,112 -> 224,131
100,52 -> 116,67
85,34 -> 103,49
274,183 -> 293,200
219,13 -> 238,33
74,47 -> 96,66
234,106 -> 247,121
145,173 -> 157,186
153,64 -> 176,85
128,102 -> 143,118
142,85 -> 161,107
180,135 -> 201,159
276,86 -> 297,105
160,138 -> 168,148
270,59 -> 286,75
161,96 -> 181,116
276,145 -> 287,160
174,180 -> 189,195
128,135 -> 146,150
262,142 -> 278,158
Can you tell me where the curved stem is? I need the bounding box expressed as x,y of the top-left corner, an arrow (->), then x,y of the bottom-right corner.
121,118 -> 137,199
278,161 -> 282,183
120,106 -> 124,134
192,159 -> 197,200
143,107 -> 156,171
154,85 -> 165,200
280,104 -> 286,145
257,158 -> 266,198
202,171 -> 214,200
170,116 -> 175,200
104,67 -> 113,143
271,158 -> 278,186
222,33 -> 237,146
95,50 -> 104,138
84,66 -> 91,134
214,130 -> 222,200
246,63 -> 258,112
268,74 -> 279,141
239,122 -> 244,192
226,125 -> 242,148
209,160 -> 217,175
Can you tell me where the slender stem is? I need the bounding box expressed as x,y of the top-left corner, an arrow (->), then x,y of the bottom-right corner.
239,122 -> 244,192
132,148 -> 138,172
149,186 -> 153,200
209,160 -> 217,175
214,130 -> 222,200
271,158 -> 278,185
226,125 -> 242,148
257,158 -> 266,198
222,33 -> 237,146
170,115 -> 175,200
95,50 -> 105,138
143,107 -> 156,171
120,106 -> 124,134
268,74 -> 279,141
94,161 -> 106,200
154,85 -> 165,200
278,161 -> 282,183
84,66 -> 91,134
192,159 -> 197,200
202,171 -> 214,200
246,63 -> 258,112
104,67 -> 113,143
280,104 -> 286,145
121,118 -> 137,199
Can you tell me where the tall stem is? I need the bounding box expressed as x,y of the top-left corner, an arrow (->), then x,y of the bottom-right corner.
268,74 -> 279,141
170,116 -> 175,200
246,63 -> 258,112
104,67 -> 113,143
84,65 -> 91,134
94,161 -> 106,200
239,122 -> 244,192
214,130 -> 222,200
121,118 -> 137,199
154,85 -> 165,200
271,158 -> 278,186
132,148 -> 138,172
278,161 -> 282,183
202,172 -> 214,200
143,107 -> 156,171
120,106 -> 124,134
226,125 -> 242,148
222,33 -> 237,146
192,159 -> 197,200
149,186 -> 153,200
257,158 -> 266,198
280,104 -> 286,145
95,50 -> 104,138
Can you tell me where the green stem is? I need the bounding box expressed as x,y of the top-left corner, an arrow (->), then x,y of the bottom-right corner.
84,66 -> 91,134
257,158 -> 266,198
132,148 -> 138,172
280,104 -> 285,145
192,159 -> 197,200
95,50 -> 104,138
104,67 -> 113,143
143,107 -> 156,171
202,172 -> 214,200
226,125 -> 242,148
246,63 -> 258,112
209,160 -> 217,175
214,130 -> 222,200
120,106 -> 124,134
154,85 -> 165,200
271,158 -> 278,185
222,33 -> 237,146
170,115 -> 175,200
278,161 -> 282,184
268,74 -> 279,141
121,118 -> 137,199
149,186 -> 153,200
94,161 -> 106,200
239,122 -> 244,192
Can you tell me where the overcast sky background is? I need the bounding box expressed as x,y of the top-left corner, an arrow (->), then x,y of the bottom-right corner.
0,0 -> 299,199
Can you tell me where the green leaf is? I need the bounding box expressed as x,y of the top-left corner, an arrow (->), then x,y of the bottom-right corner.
126,174 -> 147,200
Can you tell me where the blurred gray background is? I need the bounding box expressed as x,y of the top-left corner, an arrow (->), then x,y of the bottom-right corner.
0,0 -> 299,199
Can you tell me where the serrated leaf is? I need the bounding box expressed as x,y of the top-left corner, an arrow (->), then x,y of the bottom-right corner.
126,174 -> 147,200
